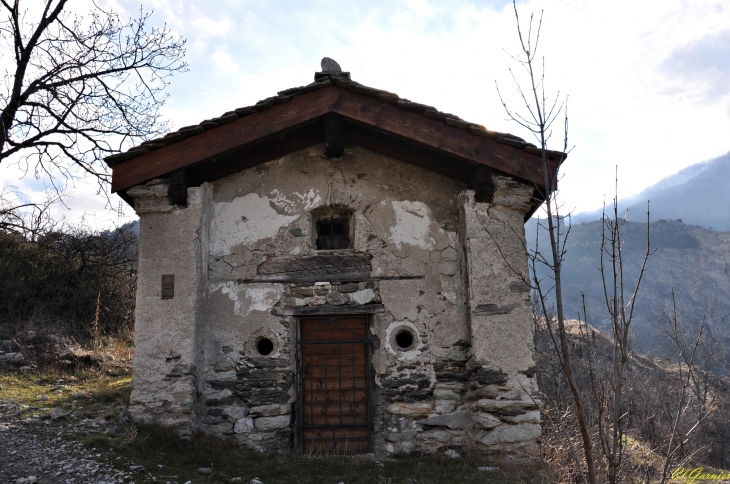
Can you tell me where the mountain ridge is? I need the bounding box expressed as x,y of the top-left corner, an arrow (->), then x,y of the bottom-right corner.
572,151 -> 730,231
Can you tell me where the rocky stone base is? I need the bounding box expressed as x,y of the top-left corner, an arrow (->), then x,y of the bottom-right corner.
131,337 -> 541,459
372,340 -> 541,462
198,349 -> 294,452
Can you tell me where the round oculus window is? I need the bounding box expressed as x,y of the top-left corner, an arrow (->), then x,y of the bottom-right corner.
395,329 -> 415,350
256,338 -> 274,356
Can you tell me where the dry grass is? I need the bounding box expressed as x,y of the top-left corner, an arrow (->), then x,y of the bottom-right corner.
0,364 -> 132,420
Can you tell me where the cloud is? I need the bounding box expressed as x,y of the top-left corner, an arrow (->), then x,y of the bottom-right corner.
10,0 -> 728,229
191,15 -> 232,36
210,50 -> 240,72
658,30 -> 730,101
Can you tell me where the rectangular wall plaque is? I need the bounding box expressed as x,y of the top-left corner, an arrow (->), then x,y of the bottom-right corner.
161,274 -> 174,299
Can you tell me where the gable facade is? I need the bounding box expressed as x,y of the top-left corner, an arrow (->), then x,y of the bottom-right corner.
115,60 -> 562,462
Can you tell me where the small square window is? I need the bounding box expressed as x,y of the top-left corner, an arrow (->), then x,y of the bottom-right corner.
316,218 -> 349,249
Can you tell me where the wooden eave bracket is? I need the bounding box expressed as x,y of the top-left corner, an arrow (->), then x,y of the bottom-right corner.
470,167 -> 495,203
525,186 -> 547,221
323,113 -> 344,158
168,169 -> 188,206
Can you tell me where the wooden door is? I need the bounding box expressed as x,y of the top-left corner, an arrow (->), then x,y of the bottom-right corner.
298,316 -> 370,453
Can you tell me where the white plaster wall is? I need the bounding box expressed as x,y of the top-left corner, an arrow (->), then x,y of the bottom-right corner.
205,144 -> 469,358
129,186 -> 206,437
210,193 -> 298,256
460,178 -> 535,375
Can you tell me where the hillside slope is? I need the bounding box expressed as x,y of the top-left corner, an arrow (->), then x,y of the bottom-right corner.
526,218 -> 730,360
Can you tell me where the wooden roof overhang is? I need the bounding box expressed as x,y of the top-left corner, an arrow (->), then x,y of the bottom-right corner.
110,84 -> 562,220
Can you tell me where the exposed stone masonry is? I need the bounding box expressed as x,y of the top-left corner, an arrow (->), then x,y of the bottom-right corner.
280,280 -> 379,309
202,349 -> 294,451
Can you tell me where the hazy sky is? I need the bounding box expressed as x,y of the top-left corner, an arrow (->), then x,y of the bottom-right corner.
3,0 -> 729,228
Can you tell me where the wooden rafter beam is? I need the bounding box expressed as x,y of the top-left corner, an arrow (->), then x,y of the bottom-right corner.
110,86 -> 335,193
110,85 -> 558,203
331,88 -> 550,188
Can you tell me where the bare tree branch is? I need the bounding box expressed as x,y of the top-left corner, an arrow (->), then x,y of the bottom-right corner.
0,1 -> 186,198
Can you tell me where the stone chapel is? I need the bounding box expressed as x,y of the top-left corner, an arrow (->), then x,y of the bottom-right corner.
106,58 -> 565,462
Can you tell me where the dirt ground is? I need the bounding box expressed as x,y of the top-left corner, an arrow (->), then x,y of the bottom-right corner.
0,398 -> 138,484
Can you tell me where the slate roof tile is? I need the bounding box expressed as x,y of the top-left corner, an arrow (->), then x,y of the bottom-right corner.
377,92 -> 400,105
104,71 -> 566,168
445,117 -> 471,130
234,106 -> 256,116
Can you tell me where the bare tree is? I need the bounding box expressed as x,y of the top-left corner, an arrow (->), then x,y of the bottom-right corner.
0,215 -> 139,339
578,187 -> 652,483
496,1 -> 660,482
653,291 -> 715,483
0,0 -> 186,192
496,2 -> 599,482
532,299 -> 590,483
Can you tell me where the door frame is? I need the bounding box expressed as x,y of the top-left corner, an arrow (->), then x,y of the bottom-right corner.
294,314 -> 375,454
